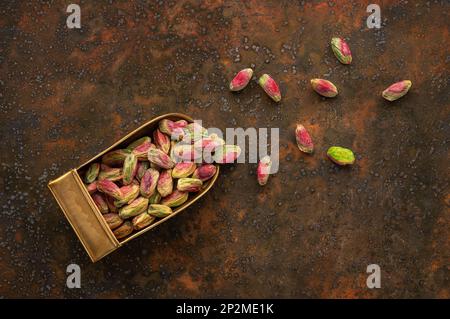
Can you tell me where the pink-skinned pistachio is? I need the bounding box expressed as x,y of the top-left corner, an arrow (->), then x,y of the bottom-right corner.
213,145 -> 241,164
153,129 -> 171,154
127,136 -> 151,150
122,153 -> 138,185
140,168 -> 160,198
98,164 -> 122,182
192,164 -> 217,182
103,213 -> 123,230
172,144 -> 202,162
97,180 -> 123,200
148,191 -> 162,204
119,197 -> 149,219
161,190 -> 189,207
148,148 -> 175,169
172,162 -> 196,178
158,119 -> 174,135
148,204 -> 173,218
186,122 -> 208,136
310,79 -> 338,97
331,37 -> 352,64
136,161 -> 150,181
171,127 -> 186,141
295,124 -> 314,154
92,193 -> 109,214
182,123 -> 208,144
113,221 -> 133,239
258,74 -> 281,102
327,146 -> 355,166
105,195 -> 118,213
83,163 -> 100,183
157,169 -> 173,197
159,119 -> 188,140
257,156 -> 272,186
114,183 -> 140,207
193,134 -> 225,152
132,213 -> 155,231
177,178 -> 203,192
382,80 -> 412,101
174,119 -> 188,127
169,140 -> 177,162
101,149 -> 131,167
229,68 -> 253,91
132,141 -> 155,160
85,181 -> 97,194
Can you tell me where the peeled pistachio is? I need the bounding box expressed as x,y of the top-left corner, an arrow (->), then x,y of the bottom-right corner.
83,163 -> 100,183
103,213 -> 123,230
157,169 -> 173,197
177,178 -> 203,192
148,204 -> 173,218
119,197 -> 149,219
113,221 -> 133,239
172,162 -> 196,178
132,213 -> 155,230
161,190 -> 188,207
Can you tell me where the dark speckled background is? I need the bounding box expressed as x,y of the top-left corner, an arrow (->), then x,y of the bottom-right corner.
0,0 -> 449,298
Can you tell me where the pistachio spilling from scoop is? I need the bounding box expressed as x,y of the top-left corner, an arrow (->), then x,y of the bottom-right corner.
83,119 -> 240,240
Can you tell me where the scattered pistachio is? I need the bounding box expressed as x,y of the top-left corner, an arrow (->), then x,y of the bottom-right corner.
229,68 -> 253,91
295,124 -> 314,154
257,156 -> 272,186
331,37 -> 352,64
382,80 -> 412,101
258,74 -> 281,102
327,146 -> 355,166
310,79 -> 338,97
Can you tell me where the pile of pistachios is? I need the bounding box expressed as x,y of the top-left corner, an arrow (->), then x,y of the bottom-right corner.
83,119 -> 240,240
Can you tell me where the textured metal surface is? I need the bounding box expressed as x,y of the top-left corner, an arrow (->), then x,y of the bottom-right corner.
0,0 -> 449,298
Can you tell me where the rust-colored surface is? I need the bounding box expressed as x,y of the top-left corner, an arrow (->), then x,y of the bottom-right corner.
0,0 -> 449,298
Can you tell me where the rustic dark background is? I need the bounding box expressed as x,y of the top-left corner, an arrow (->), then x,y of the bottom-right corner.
0,0 -> 448,298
